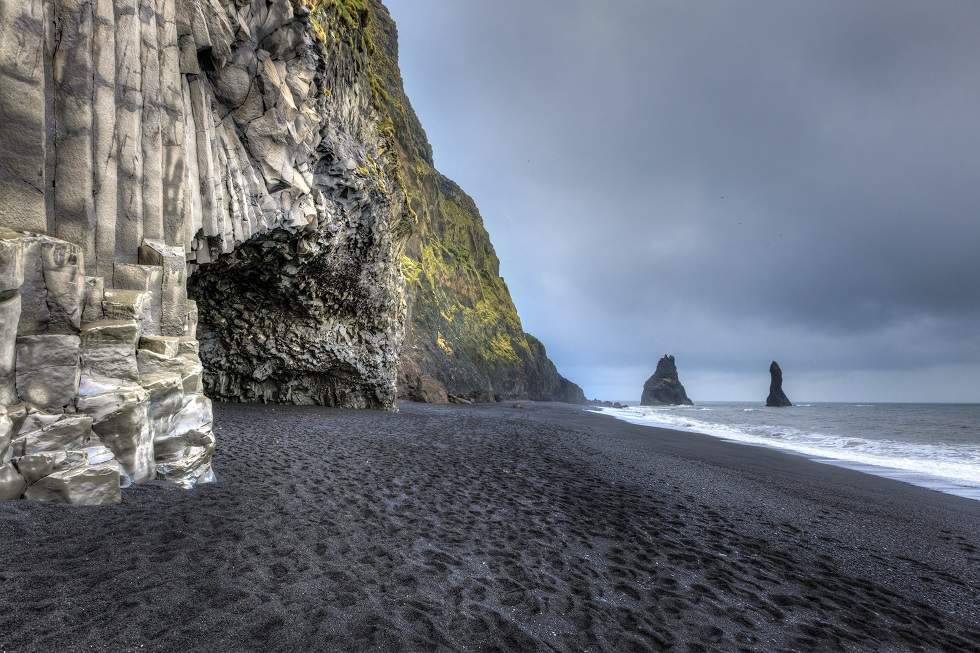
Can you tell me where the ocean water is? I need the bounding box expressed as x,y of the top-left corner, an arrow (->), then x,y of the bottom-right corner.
593,402 -> 980,500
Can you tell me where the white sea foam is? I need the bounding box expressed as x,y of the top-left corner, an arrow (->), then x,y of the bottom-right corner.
592,404 -> 980,499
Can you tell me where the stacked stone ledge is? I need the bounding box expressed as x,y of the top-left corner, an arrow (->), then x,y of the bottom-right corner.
0,0 -> 409,499
0,230 -> 215,504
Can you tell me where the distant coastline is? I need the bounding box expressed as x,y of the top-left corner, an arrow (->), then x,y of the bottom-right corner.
593,401 -> 980,500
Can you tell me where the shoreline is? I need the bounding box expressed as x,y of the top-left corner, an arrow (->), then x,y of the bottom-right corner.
590,402 -> 980,501
0,400 -> 977,651
568,402 -> 980,515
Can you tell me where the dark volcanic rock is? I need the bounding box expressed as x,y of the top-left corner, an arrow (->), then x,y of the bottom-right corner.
641,355 -> 693,406
367,6 -> 585,404
590,400 -> 628,409
186,3 -> 408,410
767,361 -> 793,407
397,359 -> 450,404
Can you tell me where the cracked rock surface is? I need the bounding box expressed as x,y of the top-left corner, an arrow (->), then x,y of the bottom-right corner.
182,1 -> 407,409
0,0 -> 409,503
0,0 -> 585,502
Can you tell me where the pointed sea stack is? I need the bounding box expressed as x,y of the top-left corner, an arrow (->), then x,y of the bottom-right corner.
641,355 -> 693,406
766,361 -> 792,407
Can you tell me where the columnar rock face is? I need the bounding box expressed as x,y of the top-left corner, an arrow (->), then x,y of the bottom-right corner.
0,230 -> 215,503
766,361 -> 792,407
185,1 -> 408,408
0,0 -> 580,500
0,0 -> 409,502
640,355 -> 694,406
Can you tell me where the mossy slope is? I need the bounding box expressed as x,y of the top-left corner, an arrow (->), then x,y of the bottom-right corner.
317,1 -> 584,402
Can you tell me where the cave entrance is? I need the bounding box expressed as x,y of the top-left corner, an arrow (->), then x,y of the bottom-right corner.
186,228 -> 398,409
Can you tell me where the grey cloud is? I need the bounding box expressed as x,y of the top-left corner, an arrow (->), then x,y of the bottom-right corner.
385,0 -> 980,401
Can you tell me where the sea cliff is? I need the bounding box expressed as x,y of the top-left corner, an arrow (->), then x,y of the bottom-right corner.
0,0 -> 580,504
359,1 -> 585,403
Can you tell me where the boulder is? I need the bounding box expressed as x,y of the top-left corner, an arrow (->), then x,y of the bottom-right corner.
3,403 -> 27,439
640,355 -> 693,406
15,234 -> 84,335
15,334 -> 80,369
38,238 -> 84,333
14,334 -> 80,409
14,452 -> 60,485
139,335 -> 180,358
185,300 -> 198,339
589,400 -> 628,409
23,460 -> 121,505
155,429 -> 215,489
416,376 -> 449,404
81,276 -> 105,322
766,361 -> 792,407
170,394 -> 213,436
14,449 -> 85,485
402,373 -> 448,404
0,462 -> 26,500
11,234 -> 48,335
12,409 -> 64,439
154,393 -> 215,488
113,263 -> 163,335
138,239 -> 188,337
0,230 -> 25,292
153,427 -> 206,459
177,336 -> 199,357
102,289 -> 151,333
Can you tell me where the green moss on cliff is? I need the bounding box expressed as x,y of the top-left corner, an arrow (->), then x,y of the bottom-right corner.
332,0 -> 366,28
400,254 -> 421,285
411,199 -> 535,373
304,0 -> 367,47
307,0 -> 583,402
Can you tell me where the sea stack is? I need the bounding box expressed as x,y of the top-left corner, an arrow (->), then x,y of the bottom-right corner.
641,355 -> 693,406
766,361 -> 792,407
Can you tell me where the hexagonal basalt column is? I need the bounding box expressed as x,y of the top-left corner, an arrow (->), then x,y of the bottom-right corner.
0,228 -> 217,504
14,335 -> 81,410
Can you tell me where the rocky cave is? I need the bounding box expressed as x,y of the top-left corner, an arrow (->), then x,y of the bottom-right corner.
0,0 -> 583,506
0,0 -> 407,504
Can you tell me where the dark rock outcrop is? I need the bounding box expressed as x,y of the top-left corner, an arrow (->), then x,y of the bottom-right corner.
766,361 -> 792,407
641,355 -> 693,406
0,0 -> 410,504
186,1 -> 408,409
397,358 -> 449,404
0,0 -> 584,508
187,1 -> 584,407
590,400 -> 628,409
363,4 -> 584,404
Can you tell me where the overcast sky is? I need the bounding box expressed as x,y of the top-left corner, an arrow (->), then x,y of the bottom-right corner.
385,0 -> 980,403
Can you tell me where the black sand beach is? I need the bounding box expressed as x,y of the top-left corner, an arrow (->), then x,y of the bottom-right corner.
1,401 -> 979,652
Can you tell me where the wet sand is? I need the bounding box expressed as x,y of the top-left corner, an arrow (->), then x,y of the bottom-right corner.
0,401 -> 978,651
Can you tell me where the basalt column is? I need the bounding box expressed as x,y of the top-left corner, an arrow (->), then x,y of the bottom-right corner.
0,0 -> 409,504
183,0 -> 407,409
